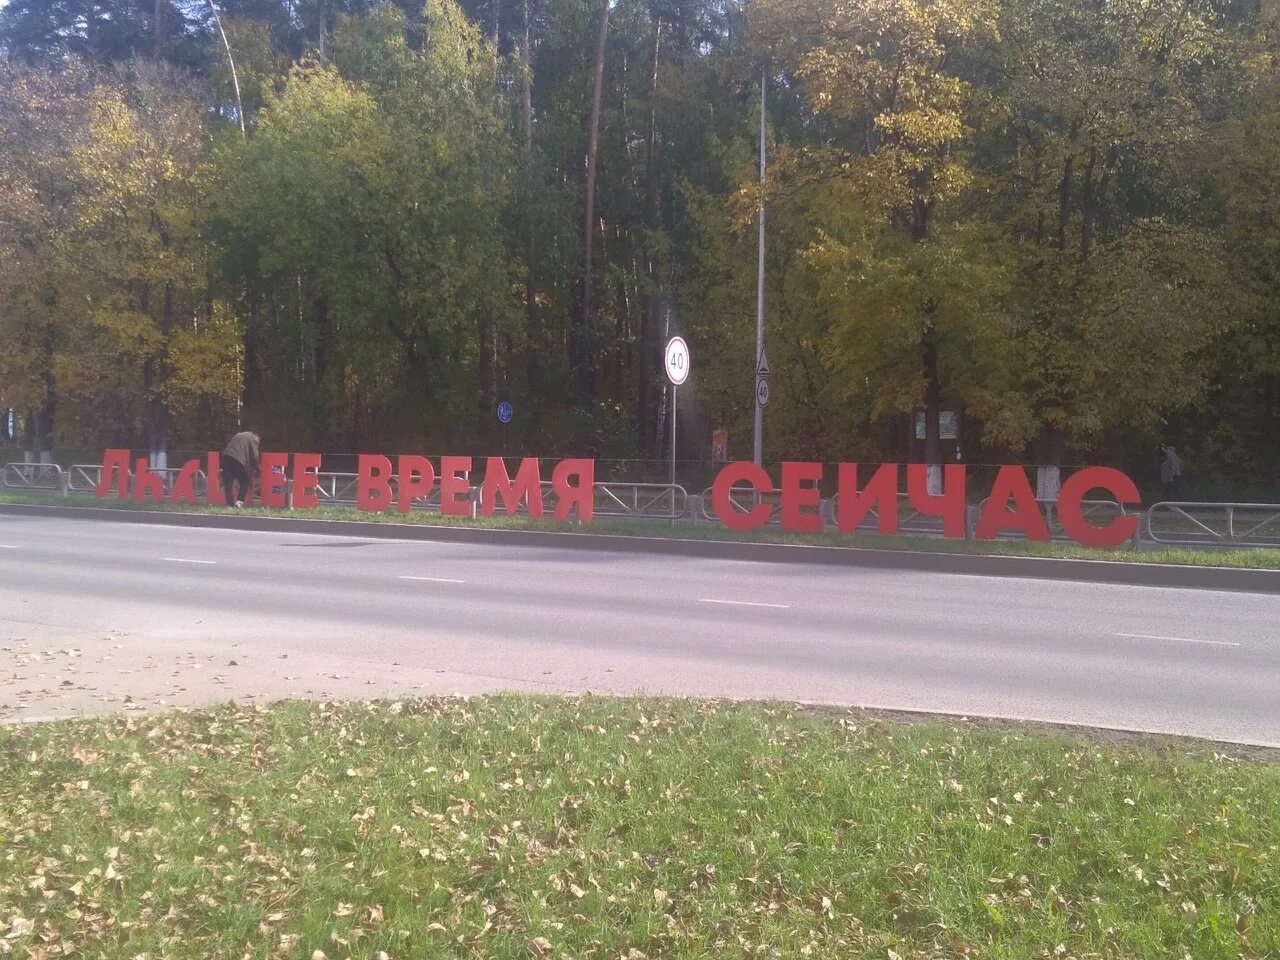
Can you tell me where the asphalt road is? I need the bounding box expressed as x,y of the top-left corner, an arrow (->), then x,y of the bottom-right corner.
2,514 -> 1278,745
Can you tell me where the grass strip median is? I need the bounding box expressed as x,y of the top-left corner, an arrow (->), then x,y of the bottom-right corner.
4,490 -> 1280,570
1,697 -> 1276,959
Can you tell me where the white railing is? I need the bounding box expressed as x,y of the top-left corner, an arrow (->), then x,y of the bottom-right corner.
3,462 -> 64,491
1147,502 -> 1280,547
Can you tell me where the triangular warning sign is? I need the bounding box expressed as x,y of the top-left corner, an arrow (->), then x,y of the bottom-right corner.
756,348 -> 770,377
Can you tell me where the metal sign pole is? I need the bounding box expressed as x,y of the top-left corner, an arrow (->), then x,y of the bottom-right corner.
671,384 -> 677,487
664,336 -> 689,491
754,63 -> 767,468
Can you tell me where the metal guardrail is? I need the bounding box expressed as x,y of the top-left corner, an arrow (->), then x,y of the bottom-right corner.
974,497 -> 1128,539
1147,501 -> 1280,547
3,462 -> 64,491
699,485 -> 785,525
703,489 -> 940,532
828,492 -> 940,534
595,482 -> 687,520
67,464 -> 103,492
66,463 -> 207,496
313,472 -> 360,504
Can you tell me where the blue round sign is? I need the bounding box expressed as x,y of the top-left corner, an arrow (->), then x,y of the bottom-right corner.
497,401 -> 513,424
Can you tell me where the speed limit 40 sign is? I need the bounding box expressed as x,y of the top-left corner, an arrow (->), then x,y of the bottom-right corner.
665,337 -> 690,386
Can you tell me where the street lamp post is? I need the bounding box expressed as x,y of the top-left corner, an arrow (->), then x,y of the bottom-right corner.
753,64 -> 767,468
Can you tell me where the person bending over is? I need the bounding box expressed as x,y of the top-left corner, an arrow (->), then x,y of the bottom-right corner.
222,428 -> 260,507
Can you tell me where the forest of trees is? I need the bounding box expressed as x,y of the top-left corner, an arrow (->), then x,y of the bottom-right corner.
1,0 -> 1278,495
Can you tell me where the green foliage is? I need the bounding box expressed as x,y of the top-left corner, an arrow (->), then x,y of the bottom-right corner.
1,0 -> 1279,491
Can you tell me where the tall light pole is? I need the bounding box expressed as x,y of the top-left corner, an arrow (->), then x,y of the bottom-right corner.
753,64 -> 767,467
207,0 -> 245,136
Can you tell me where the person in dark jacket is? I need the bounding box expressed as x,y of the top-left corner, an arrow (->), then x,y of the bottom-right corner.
222,429 -> 260,507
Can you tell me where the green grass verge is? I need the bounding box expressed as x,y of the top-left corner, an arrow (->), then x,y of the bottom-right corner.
5,490 -> 1280,570
1,697 -> 1276,959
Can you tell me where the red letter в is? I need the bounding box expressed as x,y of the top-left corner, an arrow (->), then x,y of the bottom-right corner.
357,455 -> 393,512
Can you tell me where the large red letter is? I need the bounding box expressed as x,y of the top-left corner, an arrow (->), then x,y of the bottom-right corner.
205,452 -> 227,506
169,459 -> 202,505
907,464 -> 967,539
780,462 -> 823,533
357,455 -> 393,512
482,458 -> 544,518
132,459 -> 165,503
94,449 -> 130,499
440,456 -> 473,516
396,456 -> 435,514
1058,467 -> 1140,548
291,453 -> 322,509
552,459 -> 594,522
259,452 -> 288,508
837,464 -> 899,536
712,462 -> 774,532
976,466 -> 1050,541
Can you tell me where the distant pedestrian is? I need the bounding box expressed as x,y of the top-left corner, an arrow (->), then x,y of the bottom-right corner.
222,428 -> 260,507
1160,445 -> 1183,502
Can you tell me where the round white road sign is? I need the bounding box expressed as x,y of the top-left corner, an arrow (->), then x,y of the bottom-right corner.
756,376 -> 771,408
665,337 -> 690,386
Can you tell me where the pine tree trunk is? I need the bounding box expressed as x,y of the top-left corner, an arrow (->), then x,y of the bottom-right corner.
923,332 -> 942,495
521,0 -> 538,396
640,13 -> 662,454
572,0 -> 610,418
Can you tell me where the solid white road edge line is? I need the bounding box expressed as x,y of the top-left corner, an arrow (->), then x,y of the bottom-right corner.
1116,632 -> 1241,648
400,576 -> 467,584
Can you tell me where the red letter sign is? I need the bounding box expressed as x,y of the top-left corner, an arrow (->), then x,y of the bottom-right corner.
205,452 -> 227,506
976,466 -> 1050,541
357,455 -> 393,512
907,464 -> 967,539
837,463 -> 899,536
260,452 -> 289,508
169,459 -> 202,506
95,449 -> 130,499
291,453 -> 322,509
1058,467 -> 1141,548
712,462 -> 774,532
396,456 -> 435,514
440,456 -> 473,516
551,459 -> 594,522
780,462 -> 823,533
482,458 -> 544,518
132,459 -> 165,503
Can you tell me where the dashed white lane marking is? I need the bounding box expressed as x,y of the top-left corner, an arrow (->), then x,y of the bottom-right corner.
400,576 -> 467,584
1116,633 -> 1240,648
164,558 -> 217,565
699,598 -> 790,610
0,545 -> 18,549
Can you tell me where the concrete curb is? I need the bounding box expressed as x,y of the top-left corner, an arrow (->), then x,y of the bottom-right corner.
4,500 -> 1279,594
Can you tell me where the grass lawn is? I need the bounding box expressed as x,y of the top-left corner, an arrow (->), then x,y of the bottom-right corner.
1,697 -> 1276,959
5,491 -> 1280,570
